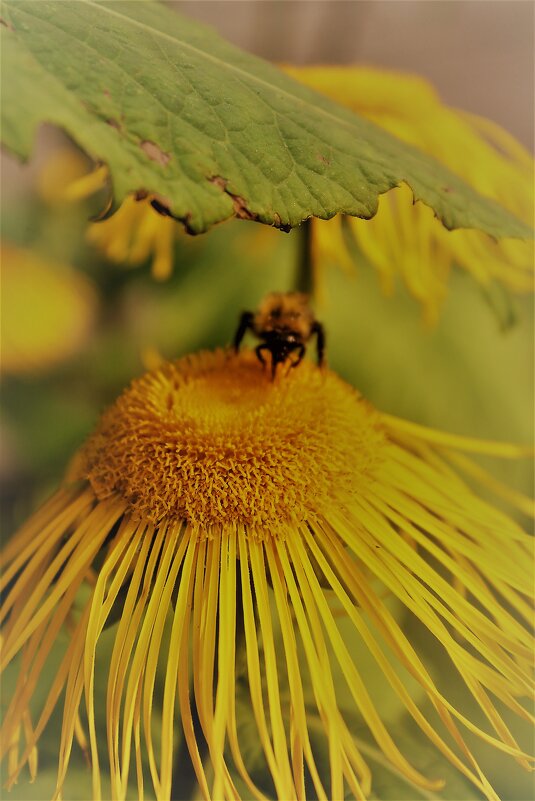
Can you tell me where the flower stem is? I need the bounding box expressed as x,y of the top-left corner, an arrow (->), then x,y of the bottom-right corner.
295,218 -> 314,295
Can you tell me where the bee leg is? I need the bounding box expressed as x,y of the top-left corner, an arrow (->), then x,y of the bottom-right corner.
289,344 -> 306,369
255,344 -> 269,371
271,352 -> 279,380
233,312 -> 254,352
267,347 -> 283,380
311,321 -> 326,366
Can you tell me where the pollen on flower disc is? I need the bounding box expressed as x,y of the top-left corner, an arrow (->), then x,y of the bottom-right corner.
79,350 -> 386,532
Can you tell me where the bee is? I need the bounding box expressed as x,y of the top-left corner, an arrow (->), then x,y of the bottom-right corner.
233,292 -> 325,378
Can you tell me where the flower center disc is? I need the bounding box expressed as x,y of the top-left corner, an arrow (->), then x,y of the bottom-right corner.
79,350 -> 385,533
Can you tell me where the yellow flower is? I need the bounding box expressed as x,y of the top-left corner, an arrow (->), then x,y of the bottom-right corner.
38,150 -> 179,281
37,148 -> 101,205
85,193 -> 178,281
1,350 -> 532,800
284,66 -> 534,323
0,243 -> 97,374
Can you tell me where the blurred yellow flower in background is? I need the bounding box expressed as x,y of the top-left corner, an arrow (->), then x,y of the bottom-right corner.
85,194 -> 177,282
37,149 -> 104,206
38,150 -> 178,281
2,351 -> 532,801
285,66 -> 534,322
0,243 -> 97,374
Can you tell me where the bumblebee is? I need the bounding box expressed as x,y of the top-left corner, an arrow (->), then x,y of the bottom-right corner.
233,292 -> 325,378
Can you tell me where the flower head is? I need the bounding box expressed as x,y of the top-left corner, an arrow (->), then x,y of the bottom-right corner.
1,351 -> 533,800
285,66 -> 534,322
81,350 -> 383,532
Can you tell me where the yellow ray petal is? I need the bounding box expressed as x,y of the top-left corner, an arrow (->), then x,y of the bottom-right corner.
287,531 -> 444,791
248,538 -> 296,799
159,532 -> 196,801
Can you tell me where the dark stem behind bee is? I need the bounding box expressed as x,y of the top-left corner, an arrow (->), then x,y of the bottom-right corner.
295,218 -> 314,295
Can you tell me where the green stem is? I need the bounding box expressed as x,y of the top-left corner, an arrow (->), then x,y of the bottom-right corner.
295,218 -> 314,295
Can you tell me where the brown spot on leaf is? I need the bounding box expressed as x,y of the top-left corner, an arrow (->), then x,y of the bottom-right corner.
134,189 -> 150,201
106,118 -> 121,132
141,140 -> 171,167
230,194 -> 257,221
209,175 -> 228,192
209,175 -> 258,222
272,213 -> 291,233
442,186 -> 454,193
144,194 -> 196,235
316,153 -> 331,165
180,213 -> 196,235
150,197 -> 174,217
0,17 -> 14,29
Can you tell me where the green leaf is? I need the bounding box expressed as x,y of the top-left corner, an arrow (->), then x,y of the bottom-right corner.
1,1 -> 532,238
